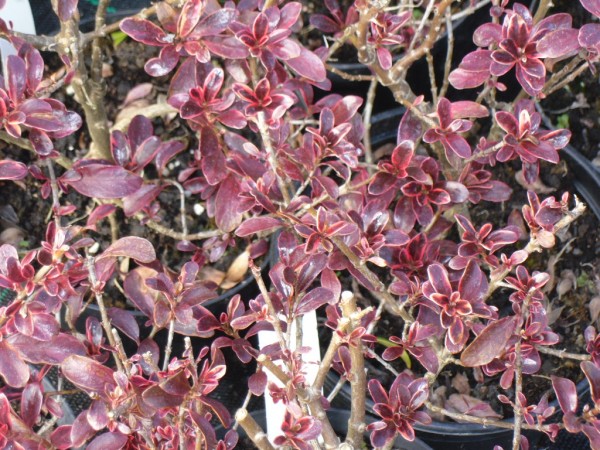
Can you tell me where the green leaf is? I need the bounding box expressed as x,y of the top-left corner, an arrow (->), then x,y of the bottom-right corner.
111,30 -> 128,47
376,337 -> 412,368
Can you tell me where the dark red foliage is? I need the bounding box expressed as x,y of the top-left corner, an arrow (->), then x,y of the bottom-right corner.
0,0 -> 595,447
368,372 -> 431,446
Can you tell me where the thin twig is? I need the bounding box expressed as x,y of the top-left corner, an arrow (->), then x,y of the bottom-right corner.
143,219 -> 222,241
90,0 -> 110,82
426,50 -> 438,104
0,131 -> 72,169
164,180 -> 189,236
535,346 -> 591,361
45,159 -> 62,226
326,65 -> 375,81
425,402 -> 561,433
235,409 -> 275,450
162,318 -> 176,371
340,291 -> 366,448
251,263 -> 287,350
362,78 -> 379,171
439,9 -> 454,99
86,255 -> 125,373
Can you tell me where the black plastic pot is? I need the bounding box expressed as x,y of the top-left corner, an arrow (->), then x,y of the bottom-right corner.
217,408 -> 434,450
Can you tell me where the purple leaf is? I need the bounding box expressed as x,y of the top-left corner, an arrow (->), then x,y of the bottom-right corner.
0,160 -> 27,180
124,267 -> 158,319
551,375 -> 577,414
0,340 -> 29,387
8,333 -> 86,364
87,400 -> 109,430
215,176 -> 244,232
582,361 -> 600,404
450,101 -> 489,119
285,47 -> 327,82
236,217 -> 283,237
537,29 -> 580,59
57,0 -> 78,21
20,382 -> 43,427
107,308 -> 140,344
248,371 -> 268,396
86,204 -> 117,229
145,46 -> 180,77
101,237 -> 156,263
449,50 -> 492,90
579,24 -> 600,48
122,184 -> 164,217
120,18 -> 167,45
461,317 -> 515,367
155,140 -> 186,174
142,385 -> 184,408
581,0 -> 600,17
445,394 -> 502,419
87,432 -> 128,450
61,355 -> 116,394
296,287 -> 334,315
62,164 -> 142,199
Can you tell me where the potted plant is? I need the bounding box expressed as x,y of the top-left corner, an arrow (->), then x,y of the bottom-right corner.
0,0 -> 600,449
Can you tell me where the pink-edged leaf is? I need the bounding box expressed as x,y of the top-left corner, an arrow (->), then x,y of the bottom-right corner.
444,134 -> 472,159
145,46 -> 179,77
449,50 -> 492,90
551,375 -> 578,414
215,176 -> 244,232
285,47 -> 327,82
581,0 -> 600,17
20,382 -> 43,427
87,432 -> 128,450
160,371 -> 192,396
122,184 -> 164,217
142,385 -> 184,408
62,164 -> 142,199
86,204 -> 117,230
107,308 -> 140,344
87,400 -> 109,430
61,355 -> 116,393
0,160 -> 27,180
9,333 -> 86,364
57,0 -> 78,22
123,83 -> 154,106
50,425 -> 73,449
100,237 -> 156,263
296,287 -> 333,315
137,338 -> 160,374
236,217 -> 282,237
398,110 -> 423,144
155,140 -> 186,174
0,340 -> 29,387
473,23 -> 502,47
579,24 -> 600,48
178,0 -> 204,37
120,18 -> 167,45
461,316 -> 516,367
248,371 -> 267,396
124,267 -> 159,319
537,29 -> 580,58
445,393 -> 502,419
582,361 -> 600,404
199,127 -> 226,185
450,101 -> 489,119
